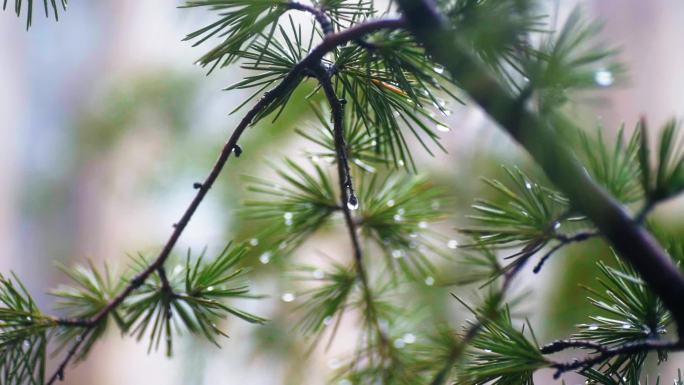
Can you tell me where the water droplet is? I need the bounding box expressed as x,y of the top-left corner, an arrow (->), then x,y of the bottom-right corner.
25,316 -> 32,322
311,155 -> 320,163
347,194 -> 359,210
403,333 -> 416,344
483,348 -> 493,353
409,232 -> 418,238
434,65 -> 445,74
23,340 -> 30,349
393,338 -> 406,349
587,324 -> 599,331
397,208 -> 406,216
425,276 -> 435,286
621,323 -> 631,329
418,221 -> 428,229
371,140 -> 377,147
594,69 -> 614,87
284,212 -> 293,226
323,316 -> 333,326
313,269 -> 325,279
525,182 -> 532,189
436,124 -> 451,132
398,160 -> 405,167
207,286 -> 214,292
328,358 -> 342,369
387,199 -> 396,207
392,249 -> 404,259
281,292 -> 295,303
249,238 -> 259,247
173,265 -> 183,275
447,239 -> 459,249
393,214 -> 403,222
278,241 -> 288,250
553,222 -> 561,231
259,252 -> 272,264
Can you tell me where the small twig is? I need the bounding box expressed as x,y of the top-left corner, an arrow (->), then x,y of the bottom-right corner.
533,231 -> 599,273
544,339 -> 683,379
157,266 -> 172,293
315,63 -> 390,359
289,1 -> 334,35
46,328 -> 93,385
635,200 -> 656,224
540,339 -> 609,354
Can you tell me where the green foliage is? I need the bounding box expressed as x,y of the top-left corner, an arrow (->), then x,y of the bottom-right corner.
293,262 -> 356,338
242,158 -> 339,259
575,126 -> 643,204
459,310 -> 547,385
332,32 -> 451,168
226,18 -> 312,120
315,0 -> 373,29
639,119 -> 684,205
0,274 -> 50,385
572,256 -> 671,380
126,246 -> 264,355
2,0 -> 67,29
357,173 -> 446,279
51,262 -> 127,360
182,0 -> 292,70
460,167 -> 568,248
526,7 -> 622,110
446,0 -> 542,88
297,104 -> 388,170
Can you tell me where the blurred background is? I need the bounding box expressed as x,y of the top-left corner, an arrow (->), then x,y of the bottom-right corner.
1,0 -> 684,383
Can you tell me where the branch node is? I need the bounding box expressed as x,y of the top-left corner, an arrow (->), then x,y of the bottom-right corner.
233,144 -> 243,158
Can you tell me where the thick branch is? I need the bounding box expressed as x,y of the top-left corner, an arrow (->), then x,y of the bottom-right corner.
395,0 -> 684,334
46,17 -> 406,384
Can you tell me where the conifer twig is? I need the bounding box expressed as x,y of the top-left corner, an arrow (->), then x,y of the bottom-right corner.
45,16 -> 406,384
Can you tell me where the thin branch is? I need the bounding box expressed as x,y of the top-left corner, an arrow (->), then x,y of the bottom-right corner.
315,63 -> 391,371
315,70 -> 362,273
46,328 -> 93,385
533,231 -> 599,273
395,0 -> 684,335
543,339 -> 683,379
46,17 -> 406,384
289,1 -> 333,35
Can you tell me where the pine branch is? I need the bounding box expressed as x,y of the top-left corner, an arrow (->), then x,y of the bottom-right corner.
395,0 -> 684,337
43,17 -> 406,383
